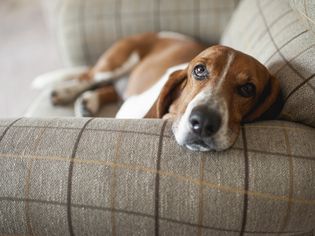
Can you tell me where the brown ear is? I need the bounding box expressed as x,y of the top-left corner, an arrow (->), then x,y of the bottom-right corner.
145,69 -> 187,118
244,75 -> 282,122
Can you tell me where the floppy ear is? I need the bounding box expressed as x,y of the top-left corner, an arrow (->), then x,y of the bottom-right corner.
144,69 -> 187,118
244,75 -> 283,122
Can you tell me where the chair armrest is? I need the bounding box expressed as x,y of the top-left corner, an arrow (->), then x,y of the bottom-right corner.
0,118 -> 314,234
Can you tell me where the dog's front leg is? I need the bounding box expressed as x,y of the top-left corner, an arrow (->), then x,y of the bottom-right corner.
74,85 -> 119,117
50,72 -> 93,105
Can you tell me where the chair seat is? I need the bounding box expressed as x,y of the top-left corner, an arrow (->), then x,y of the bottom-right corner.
25,89 -> 120,118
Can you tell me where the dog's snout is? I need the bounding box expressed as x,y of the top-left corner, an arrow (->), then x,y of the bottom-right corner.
189,105 -> 221,137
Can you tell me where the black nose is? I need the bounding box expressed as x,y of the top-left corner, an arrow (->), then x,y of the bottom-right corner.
189,105 -> 222,137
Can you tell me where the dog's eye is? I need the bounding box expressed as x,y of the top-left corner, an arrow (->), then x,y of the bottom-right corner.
238,83 -> 256,97
193,64 -> 208,80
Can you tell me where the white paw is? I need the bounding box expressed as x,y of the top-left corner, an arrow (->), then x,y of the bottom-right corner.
74,91 -> 100,117
50,80 -> 91,105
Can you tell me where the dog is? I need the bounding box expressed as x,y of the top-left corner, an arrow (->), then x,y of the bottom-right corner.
35,32 -> 283,152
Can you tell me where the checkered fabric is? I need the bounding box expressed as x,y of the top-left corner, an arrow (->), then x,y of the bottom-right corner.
0,118 -> 314,235
221,0 -> 315,128
56,0 -> 239,66
290,0 -> 315,34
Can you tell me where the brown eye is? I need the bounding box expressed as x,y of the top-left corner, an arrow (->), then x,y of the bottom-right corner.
238,83 -> 256,97
193,64 -> 208,80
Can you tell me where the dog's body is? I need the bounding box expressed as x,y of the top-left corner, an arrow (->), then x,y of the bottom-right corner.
50,32 -> 206,111
38,32 -> 282,151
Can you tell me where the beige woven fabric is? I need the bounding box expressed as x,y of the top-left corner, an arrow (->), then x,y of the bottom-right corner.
57,0 -> 239,66
290,0 -> 315,33
221,0 -> 315,128
0,118 -> 314,235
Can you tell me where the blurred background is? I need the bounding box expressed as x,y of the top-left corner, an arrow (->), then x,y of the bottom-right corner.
0,0 -> 61,117
0,0 -> 238,118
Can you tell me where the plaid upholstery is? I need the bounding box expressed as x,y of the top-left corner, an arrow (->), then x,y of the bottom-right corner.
0,118 -> 314,235
221,0 -> 315,128
290,0 -> 315,34
57,0 -> 239,66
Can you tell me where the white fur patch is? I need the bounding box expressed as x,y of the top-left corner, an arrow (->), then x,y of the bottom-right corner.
116,63 -> 188,119
114,76 -> 129,100
94,52 -> 140,82
32,66 -> 89,90
216,52 -> 235,90
74,91 -> 100,117
158,31 -> 194,41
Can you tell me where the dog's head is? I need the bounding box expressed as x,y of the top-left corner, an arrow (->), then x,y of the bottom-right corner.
145,45 -> 282,151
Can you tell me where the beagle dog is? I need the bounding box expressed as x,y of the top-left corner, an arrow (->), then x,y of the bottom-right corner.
42,32 -> 282,151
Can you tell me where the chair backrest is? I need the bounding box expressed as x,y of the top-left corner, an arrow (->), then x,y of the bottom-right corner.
57,0 -> 239,66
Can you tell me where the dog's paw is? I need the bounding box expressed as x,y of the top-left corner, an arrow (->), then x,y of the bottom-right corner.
50,80 -> 90,105
74,91 -> 100,117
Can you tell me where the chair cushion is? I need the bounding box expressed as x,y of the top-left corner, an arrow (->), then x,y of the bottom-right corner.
25,89 -> 120,118
221,0 -> 315,127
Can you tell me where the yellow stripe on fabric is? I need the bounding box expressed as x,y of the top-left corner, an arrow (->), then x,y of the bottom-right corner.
1,152 -> 315,206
